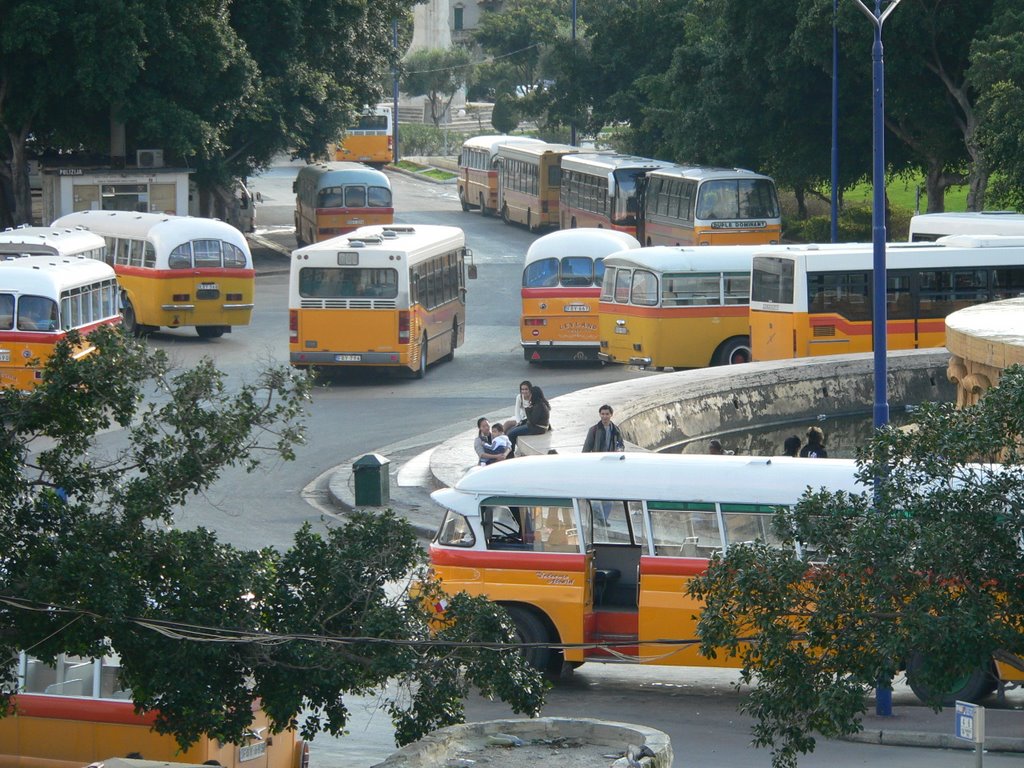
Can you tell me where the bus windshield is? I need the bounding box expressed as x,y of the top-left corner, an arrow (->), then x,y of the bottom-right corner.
612,169 -> 646,226
697,179 -> 780,220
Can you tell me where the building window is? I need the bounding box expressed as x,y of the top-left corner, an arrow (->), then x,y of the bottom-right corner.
454,5 -> 464,31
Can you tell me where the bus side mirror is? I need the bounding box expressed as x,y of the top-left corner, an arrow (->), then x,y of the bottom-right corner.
468,264 -> 478,280
255,191 -> 263,203
291,181 -> 298,194
465,248 -> 477,279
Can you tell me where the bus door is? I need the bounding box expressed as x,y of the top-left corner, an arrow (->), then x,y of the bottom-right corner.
639,502 -> 721,665
579,498 -> 643,661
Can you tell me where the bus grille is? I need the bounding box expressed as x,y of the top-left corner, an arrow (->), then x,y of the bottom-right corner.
299,299 -> 398,310
813,325 -> 836,337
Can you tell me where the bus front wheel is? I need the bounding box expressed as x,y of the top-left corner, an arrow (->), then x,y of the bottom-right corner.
444,319 -> 458,362
505,605 -> 556,677
479,193 -> 490,217
459,189 -> 471,212
501,205 -> 510,225
906,653 -> 998,705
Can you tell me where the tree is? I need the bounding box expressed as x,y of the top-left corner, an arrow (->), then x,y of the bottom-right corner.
0,327 -> 545,748
969,0 -> 1024,211
401,47 -> 473,128
689,365 -> 1024,768
473,0 -> 569,98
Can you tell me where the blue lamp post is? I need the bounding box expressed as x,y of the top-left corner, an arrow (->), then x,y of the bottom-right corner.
851,0 -> 902,718
830,0 -> 839,243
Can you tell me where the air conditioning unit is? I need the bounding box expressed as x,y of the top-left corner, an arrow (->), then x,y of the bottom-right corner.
136,149 -> 164,168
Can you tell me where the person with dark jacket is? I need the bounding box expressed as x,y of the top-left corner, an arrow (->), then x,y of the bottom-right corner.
506,385 -> 551,456
582,404 -> 624,453
799,426 -> 828,458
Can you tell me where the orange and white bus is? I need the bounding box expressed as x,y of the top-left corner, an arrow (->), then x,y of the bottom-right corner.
639,165 -> 781,246
428,453 -> 1020,703
332,104 -> 394,167
0,254 -> 120,390
0,651 -> 308,768
0,225 -> 108,261
457,135 -> 545,216
52,211 -> 254,338
559,153 -> 673,236
289,224 -> 471,377
293,162 -> 394,246
521,229 -> 640,363
749,235 -> 1024,360
598,245 -> 761,369
908,211 -> 1024,241
496,142 -> 579,232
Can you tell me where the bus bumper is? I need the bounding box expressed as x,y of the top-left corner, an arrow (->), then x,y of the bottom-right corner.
522,345 -> 600,363
290,351 -> 404,366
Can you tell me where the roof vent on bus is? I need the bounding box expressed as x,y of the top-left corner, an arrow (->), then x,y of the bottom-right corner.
381,226 -> 415,237
347,239 -> 366,248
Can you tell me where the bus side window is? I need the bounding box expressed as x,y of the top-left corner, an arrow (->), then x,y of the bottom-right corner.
436,510 -> 475,547
169,243 -> 192,269
0,293 -> 13,330
647,502 -> 721,557
721,503 -> 786,548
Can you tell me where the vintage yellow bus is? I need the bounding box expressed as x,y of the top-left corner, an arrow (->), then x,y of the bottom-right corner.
51,211 -> 254,339
0,651 -> 308,768
0,254 -> 120,390
521,229 -> 640,363
428,453 -> 1021,703
598,245 -> 758,369
749,236 -> 1024,360
331,104 -> 393,167
289,224 -> 471,377
558,153 -> 672,237
496,142 -> 579,232
457,135 -> 545,216
639,165 -> 781,247
293,162 -> 394,246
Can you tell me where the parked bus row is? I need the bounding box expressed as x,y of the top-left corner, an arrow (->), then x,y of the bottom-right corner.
457,134 -> 783,248
520,229 -> 1024,369
428,452 -> 1022,703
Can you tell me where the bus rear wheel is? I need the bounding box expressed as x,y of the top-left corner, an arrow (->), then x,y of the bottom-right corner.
479,193 -> 491,217
444,319 -> 458,362
504,605 -> 557,677
459,189 -> 471,212
501,205 -> 510,225
196,325 -> 226,339
414,333 -> 428,378
715,337 -> 751,366
906,653 -> 998,705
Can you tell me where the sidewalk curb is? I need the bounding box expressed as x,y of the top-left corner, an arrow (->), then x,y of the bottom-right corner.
843,730 -> 1024,752
386,164 -> 456,185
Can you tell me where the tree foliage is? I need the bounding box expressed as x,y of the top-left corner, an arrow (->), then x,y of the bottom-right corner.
0,328 -> 545,748
689,365 -> 1024,768
400,47 -> 473,128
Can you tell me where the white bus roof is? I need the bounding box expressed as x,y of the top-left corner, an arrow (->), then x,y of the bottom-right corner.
0,227 -> 105,256
52,211 -> 250,257
524,229 -> 640,264
296,162 -> 390,185
461,135 -> 546,160
645,165 -> 772,182
496,142 -> 580,162
752,238 -> 1024,271
909,211 -> 1024,239
602,243 -> 862,274
0,254 -> 116,295
431,453 -> 865,517
295,224 -> 465,263
560,153 -> 674,174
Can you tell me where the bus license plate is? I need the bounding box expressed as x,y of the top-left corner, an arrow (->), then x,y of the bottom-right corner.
614,327 -> 628,334
0,350 -> 9,362
198,282 -> 218,290
238,742 -> 266,762
336,354 -> 361,362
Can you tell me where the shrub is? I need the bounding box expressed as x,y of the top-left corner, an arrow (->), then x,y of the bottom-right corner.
396,123 -> 465,158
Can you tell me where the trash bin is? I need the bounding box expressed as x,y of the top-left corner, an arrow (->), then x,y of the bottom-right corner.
353,453 -> 390,507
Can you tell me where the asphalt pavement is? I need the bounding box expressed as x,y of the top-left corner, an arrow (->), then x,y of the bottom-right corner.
243,212 -> 1024,758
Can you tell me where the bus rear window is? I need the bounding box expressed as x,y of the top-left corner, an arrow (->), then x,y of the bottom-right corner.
524,257 -> 559,287
368,186 -> 393,208
751,257 -> 795,304
298,266 -> 398,298
560,257 -> 594,287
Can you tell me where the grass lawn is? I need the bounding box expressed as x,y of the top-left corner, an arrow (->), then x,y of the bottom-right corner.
843,178 -> 970,212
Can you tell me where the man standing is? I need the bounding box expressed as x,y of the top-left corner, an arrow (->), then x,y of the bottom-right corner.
582,405 -> 624,453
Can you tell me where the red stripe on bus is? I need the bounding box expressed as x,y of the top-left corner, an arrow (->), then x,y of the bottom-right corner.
430,547 -> 586,571
809,316 -> 945,336
11,694 -> 159,726
114,267 -> 255,279
521,287 -> 600,299
0,318 -> 119,345
640,557 -> 710,576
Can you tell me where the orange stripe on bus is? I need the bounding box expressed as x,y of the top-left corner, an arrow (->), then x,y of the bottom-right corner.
640,557 -> 710,576
598,304 -> 748,319
430,548 -> 586,571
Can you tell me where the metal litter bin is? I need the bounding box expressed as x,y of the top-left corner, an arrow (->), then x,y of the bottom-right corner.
353,453 -> 390,506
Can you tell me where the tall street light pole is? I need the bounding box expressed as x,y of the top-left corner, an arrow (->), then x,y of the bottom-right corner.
392,19 -> 400,162
570,0 -> 578,147
830,0 -> 839,243
851,0 -> 902,718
